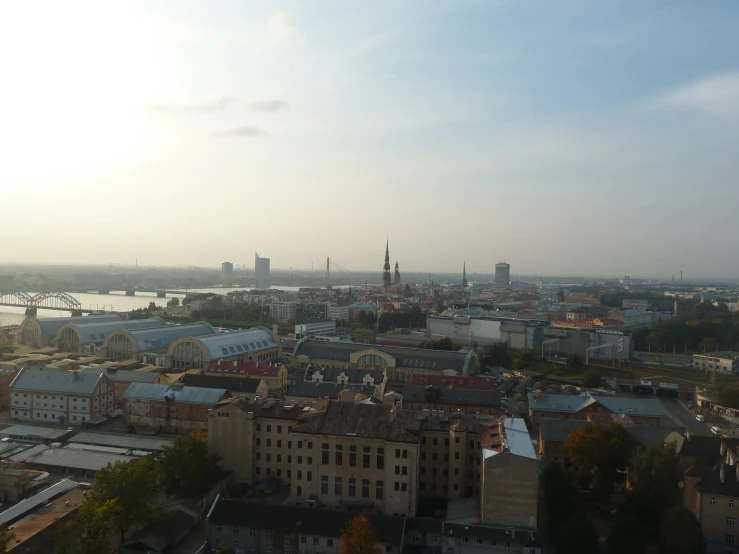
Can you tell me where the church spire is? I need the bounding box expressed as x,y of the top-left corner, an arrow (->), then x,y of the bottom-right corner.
382,239 -> 392,288
461,262 -> 468,288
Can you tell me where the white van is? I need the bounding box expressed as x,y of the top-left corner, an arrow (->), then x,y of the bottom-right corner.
711,426 -> 721,435
696,415 -> 706,422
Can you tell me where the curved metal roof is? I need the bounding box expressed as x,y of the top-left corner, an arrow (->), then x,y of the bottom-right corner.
123,323 -> 216,352
35,314 -> 123,338
59,318 -> 167,344
195,328 -> 276,359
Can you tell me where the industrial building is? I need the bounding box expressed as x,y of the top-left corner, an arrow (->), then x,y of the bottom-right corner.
20,313 -> 123,348
166,327 -> 279,370
55,317 -> 167,353
102,322 -> 216,364
255,252 -> 271,288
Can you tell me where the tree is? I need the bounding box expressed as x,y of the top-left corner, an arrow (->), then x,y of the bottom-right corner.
341,515 -> 382,554
717,384 -> 739,409
622,443 -> 683,538
699,337 -> 718,352
559,511 -> 599,554
565,423 -> 633,497
74,496 -> 120,554
566,353 -> 582,369
607,513 -> 648,554
147,301 -> 157,311
167,297 -> 180,308
156,432 -> 222,498
658,507 -> 705,554
0,526 -> 14,554
583,368 -> 602,388
94,458 -> 162,544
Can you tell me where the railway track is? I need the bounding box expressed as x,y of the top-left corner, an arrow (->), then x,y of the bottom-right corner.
588,361 -> 719,391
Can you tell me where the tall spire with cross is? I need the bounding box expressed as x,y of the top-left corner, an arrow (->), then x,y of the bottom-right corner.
382,239 -> 392,288
461,262 -> 468,287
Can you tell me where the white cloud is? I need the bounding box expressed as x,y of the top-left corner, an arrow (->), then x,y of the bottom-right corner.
644,72 -> 739,118
256,11 -> 301,51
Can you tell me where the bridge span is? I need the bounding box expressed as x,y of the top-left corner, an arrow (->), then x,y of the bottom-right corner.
0,292 -> 93,315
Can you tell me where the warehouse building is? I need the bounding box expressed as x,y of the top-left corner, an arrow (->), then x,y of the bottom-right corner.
55,317 -> 167,354
166,327 -> 279,370
102,322 -> 216,364
20,314 -> 123,348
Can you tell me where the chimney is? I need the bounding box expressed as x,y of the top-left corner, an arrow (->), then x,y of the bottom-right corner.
721,462 -> 726,484
721,441 -> 727,456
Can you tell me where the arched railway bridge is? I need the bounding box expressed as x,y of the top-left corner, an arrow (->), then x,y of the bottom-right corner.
0,292 -> 91,315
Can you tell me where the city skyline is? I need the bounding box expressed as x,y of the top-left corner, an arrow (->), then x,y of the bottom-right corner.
1,1 -> 738,276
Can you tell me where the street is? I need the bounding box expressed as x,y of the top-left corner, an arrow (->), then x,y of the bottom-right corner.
660,398 -> 711,436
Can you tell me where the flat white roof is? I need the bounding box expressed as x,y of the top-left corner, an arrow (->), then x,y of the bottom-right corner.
0,425 -> 70,440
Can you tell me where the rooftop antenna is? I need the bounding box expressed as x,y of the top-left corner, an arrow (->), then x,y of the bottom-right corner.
325,257 -> 332,290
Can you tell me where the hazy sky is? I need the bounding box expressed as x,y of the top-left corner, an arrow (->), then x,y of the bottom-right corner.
1,1 -> 738,278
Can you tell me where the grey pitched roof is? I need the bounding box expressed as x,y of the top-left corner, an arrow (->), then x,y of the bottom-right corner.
197,328 -> 277,359
294,339 -> 470,371
527,392 -> 598,414
37,314 -> 123,339
63,318 -> 167,344
124,509 -> 197,552
539,418 -> 674,446
79,367 -> 160,383
10,367 -> 104,395
286,381 -> 374,400
595,395 -> 663,417
122,382 -> 226,404
401,385 -> 501,408
125,323 -> 217,352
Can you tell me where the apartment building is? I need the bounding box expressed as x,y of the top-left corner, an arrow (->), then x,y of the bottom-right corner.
207,398 -> 534,524
288,402 -> 419,516
400,385 -> 501,415
9,367 -> 115,424
304,366 -> 387,397
669,433 -> 739,554
270,302 -> 297,324
122,382 -> 229,435
207,360 -> 288,395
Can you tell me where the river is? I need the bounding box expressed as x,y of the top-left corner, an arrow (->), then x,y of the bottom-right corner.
0,285 -> 351,326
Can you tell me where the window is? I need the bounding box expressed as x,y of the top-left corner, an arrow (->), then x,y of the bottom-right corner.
307,471 -> 312,481
385,546 -> 392,553
402,450 -> 408,459
278,425 -> 282,433
377,452 -> 385,469
297,470 -> 302,480
731,500 -> 736,508
335,477 -> 343,495
250,530 -> 257,537
363,454 -> 371,468
463,537 -> 469,543
288,456 -> 292,464
301,537 -> 307,544
394,482 -> 400,491
266,454 -> 271,462
336,452 -> 343,465
349,477 -> 356,497
256,439 -> 261,446
267,533 -> 273,539
432,438 -> 438,446
376,480 -> 383,500
402,466 -> 407,475
267,439 -> 271,447
308,442 -> 312,448
257,424 -> 261,431
420,468 -> 426,476
322,476 -> 329,494
455,452 -> 460,460
349,453 -> 357,467
277,455 -> 281,462
395,465 -> 400,475
217,525 -> 222,532
476,539 -> 483,545
277,440 -> 282,448
266,548 -> 273,553
298,456 -> 303,464
313,538 -> 319,546
420,452 -> 426,460
711,497 -> 717,505
505,542 -> 511,548
267,425 -> 271,432
432,453 -> 438,461
422,437 -> 426,444
322,451 -> 329,464
728,535 -> 735,545
454,467 -> 459,476
285,548 -> 291,554
454,484 -> 459,491
307,457 -> 312,465
327,540 -> 334,547
728,517 -> 736,527
233,526 -> 239,533
362,479 -> 370,498
401,482 -> 407,492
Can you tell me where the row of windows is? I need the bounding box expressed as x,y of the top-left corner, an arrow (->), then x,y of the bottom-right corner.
13,411 -> 87,422
420,452 -> 480,464
421,437 -> 480,448
420,467 -> 480,480
710,497 -> 736,508
256,424 -> 296,434
318,476 -> 384,498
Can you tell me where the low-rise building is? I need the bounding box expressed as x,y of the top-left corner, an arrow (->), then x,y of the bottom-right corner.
400,385 -> 501,415
305,366 -> 386,396
286,381 -> 377,403
292,339 -> 479,384
9,367 -> 115,425
167,327 -> 280,370
693,352 -> 739,375
55,317 -> 168,353
527,392 -> 663,429
668,433 -> 739,554
103,322 -> 217,364
123,382 -> 229,434
327,305 -> 350,322
206,499 -> 405,554
270,302 -> 298,324
19,314 -> 123,348
295,321 -> 336,338
180,373 -> 269,399
409,374 -> 497,390
207,360 -> 288,395
78,366 -> 167,407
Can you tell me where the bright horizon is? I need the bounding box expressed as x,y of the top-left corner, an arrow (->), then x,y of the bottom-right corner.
2,1 -> 738,278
